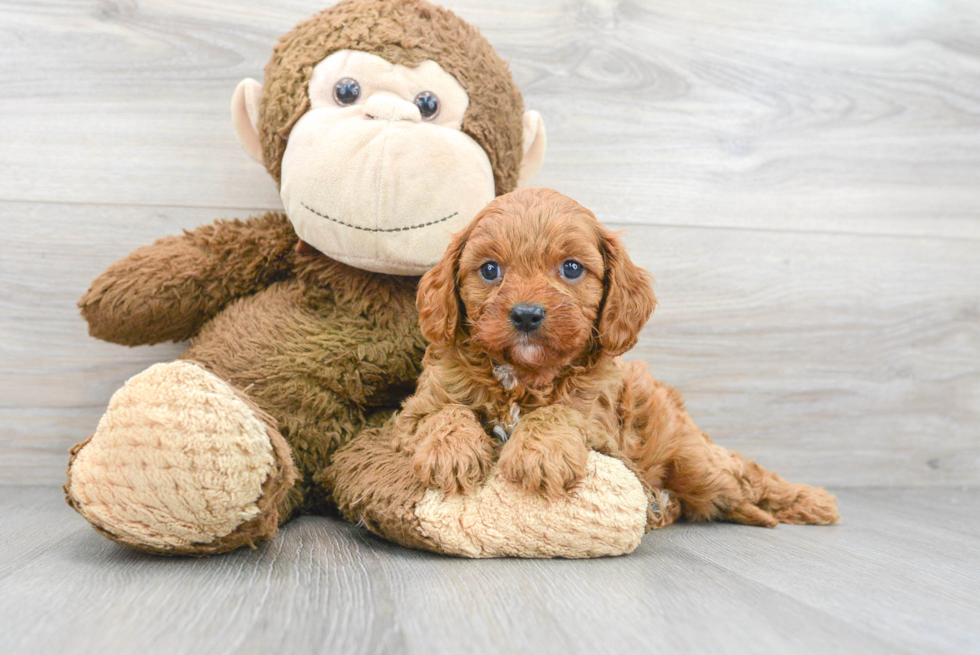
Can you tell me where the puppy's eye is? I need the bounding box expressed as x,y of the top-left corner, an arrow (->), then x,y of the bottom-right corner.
333,78 -> 361,106
414,91 -> 440,120
479,261 -> 500,282
561,260 -> 584,280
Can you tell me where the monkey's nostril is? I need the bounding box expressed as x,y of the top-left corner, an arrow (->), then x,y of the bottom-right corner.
510,304 -> 546,333
364,94 -> 422,123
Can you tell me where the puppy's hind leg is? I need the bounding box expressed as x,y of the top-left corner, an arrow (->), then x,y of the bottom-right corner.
666,434 -> 840,527
732,454 -> 840,526
618,366 -> 761,525
619,362 -> 839,527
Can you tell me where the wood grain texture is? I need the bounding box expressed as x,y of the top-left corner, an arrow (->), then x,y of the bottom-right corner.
3,0 -> 979,236
1,0 -> 979,485
0,487 -> 978,655
2,201 -> 977,485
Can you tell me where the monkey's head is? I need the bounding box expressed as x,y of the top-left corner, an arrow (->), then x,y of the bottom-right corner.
231,0 -> 546,275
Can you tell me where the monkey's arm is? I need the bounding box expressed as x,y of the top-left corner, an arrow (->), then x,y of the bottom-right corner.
80,211 -> 297,346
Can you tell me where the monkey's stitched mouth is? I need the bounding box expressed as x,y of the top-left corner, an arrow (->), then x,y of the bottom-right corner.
301,202 -> 458,233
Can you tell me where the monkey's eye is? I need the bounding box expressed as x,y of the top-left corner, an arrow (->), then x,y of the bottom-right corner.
414,91 -> 440,120
561,260 -> 584,280
333,78 -> 360,106
479,261 -> 500,282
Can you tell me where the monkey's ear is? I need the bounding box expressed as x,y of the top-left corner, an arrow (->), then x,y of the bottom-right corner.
517,110 -> 547,187
231,78 -> 264,164
597,227 -> 656,356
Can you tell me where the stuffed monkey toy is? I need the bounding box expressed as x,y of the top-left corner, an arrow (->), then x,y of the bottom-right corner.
64,0 -> 651,557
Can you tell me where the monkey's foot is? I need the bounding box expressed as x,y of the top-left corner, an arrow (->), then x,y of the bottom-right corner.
414,452 -> 649,558
330,427 -> 650,559
65,361 -> 296,555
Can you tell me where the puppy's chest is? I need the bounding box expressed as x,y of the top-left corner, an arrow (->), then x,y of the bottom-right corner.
483,365 -> 536,443
488,402 -> 522,443
483,365 -> 585,443
482,364 -> 622,444
483,395 -> 596,443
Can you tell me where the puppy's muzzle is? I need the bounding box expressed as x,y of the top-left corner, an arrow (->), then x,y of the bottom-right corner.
510,304 -> 545,333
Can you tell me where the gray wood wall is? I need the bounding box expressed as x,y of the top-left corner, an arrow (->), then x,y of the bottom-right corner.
1,0 -> 977,487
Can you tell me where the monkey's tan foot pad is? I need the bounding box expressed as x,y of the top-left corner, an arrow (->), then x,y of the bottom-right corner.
415,452 -> 648,558
65,361 -> 296,556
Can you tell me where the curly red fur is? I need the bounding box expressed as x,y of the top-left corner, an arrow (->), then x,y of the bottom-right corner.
399,187 -> 839,528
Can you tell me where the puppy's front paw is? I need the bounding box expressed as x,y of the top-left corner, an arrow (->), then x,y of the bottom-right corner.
498,435 -> 590,499
412,421 -> 494,496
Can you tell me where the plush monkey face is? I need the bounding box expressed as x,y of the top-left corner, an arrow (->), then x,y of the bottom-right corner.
279,50 -> 496,274
231,0 -> 546,276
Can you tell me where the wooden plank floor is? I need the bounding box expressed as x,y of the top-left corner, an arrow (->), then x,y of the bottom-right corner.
1,0 -> 979,487
1,2 -> 979,653
0,486 -> 977,655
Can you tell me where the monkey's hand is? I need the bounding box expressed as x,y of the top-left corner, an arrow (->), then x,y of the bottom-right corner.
80,212 -> 297,345
497,405 -> 591,499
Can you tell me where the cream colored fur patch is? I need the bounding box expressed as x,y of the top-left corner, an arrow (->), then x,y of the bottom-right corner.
68,361 -> 275,549
415,452 -> 648,558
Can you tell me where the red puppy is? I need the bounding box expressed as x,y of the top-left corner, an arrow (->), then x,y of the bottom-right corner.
393,187 -> 839,528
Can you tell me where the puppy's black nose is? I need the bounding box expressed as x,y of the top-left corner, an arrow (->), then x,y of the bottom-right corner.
510,304 -> 545,333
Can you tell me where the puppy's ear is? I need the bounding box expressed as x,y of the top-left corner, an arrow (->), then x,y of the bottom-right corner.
417,229 -> 469,346
597,227 -> 656,356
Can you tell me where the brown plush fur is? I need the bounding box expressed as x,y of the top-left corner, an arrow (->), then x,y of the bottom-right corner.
323,421 -> 443,554
392,188 -> 840,528
78,211 -> 424,524
70,1 -> 530,554
260,0 -> 525,195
